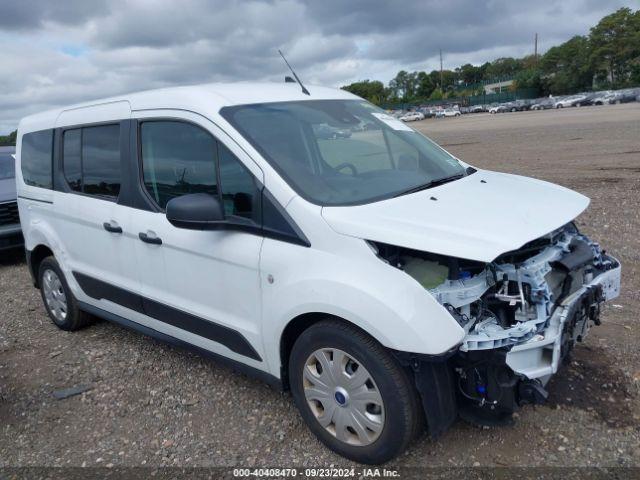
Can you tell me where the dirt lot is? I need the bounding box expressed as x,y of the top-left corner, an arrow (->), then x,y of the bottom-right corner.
1,104 -> 639,471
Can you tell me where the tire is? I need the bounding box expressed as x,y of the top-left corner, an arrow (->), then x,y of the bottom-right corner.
289,320 -> 422,464
38,256 -> 93,331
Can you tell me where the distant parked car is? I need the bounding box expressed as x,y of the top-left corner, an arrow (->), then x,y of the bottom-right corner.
573,93 -> 598,107
488,105 -> 507,114
591,92 -> 615,105
418,108 -> 436,118
554,95 -> 587,108
399,112 -> 424,122
469,105 -> 486,113
0,146 -> 23,250
443,108 -> 461,117
553,96 -> 572,108
530,99 -> 554,110
505,100 -> 531,112
609,90 -> 637,104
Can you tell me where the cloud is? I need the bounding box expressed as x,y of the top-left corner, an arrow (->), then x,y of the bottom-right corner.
0,0 -> 111,30
0,0 -> 635,133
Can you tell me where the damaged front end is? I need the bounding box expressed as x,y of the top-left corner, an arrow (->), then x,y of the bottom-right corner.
372,223 -> 621,428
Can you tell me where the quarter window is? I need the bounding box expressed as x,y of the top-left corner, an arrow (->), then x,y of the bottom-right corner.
21,130 -> 53,189
62,124 -> 121,198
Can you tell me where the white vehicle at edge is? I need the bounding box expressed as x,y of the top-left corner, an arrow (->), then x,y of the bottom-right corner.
443,108 -> 461,117
399,111 -> 424,122
16,82 -> 621,464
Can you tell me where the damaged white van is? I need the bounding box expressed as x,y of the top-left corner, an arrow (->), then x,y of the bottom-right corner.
17,83 -> 621,464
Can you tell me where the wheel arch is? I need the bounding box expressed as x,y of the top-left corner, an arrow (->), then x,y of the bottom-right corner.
28,244 -> 54,288
279,312 -> 372,390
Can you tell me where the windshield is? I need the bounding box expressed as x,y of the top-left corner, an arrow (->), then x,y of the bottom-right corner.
221,100 -> 466,205
0,153 -> 15,180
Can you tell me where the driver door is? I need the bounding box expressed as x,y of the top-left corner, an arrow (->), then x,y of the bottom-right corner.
130,111 -> 266,367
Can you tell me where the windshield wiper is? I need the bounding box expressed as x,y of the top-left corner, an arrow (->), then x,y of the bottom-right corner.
393,173 -> 465,198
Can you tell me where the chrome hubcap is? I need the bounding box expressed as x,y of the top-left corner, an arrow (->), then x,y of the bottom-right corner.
303,348 -> 385,446
42,269 -> 67,322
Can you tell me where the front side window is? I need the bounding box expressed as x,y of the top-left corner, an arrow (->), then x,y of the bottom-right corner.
140,121 -> 219,210
62,124 -> 121,197
218,143 -> 259,220
221,100 -> 467,206
21,130 -> 53,189
140,121 -> 258,222
0,153 -> 15,180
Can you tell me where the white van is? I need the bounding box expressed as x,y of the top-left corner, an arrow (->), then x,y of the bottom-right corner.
16,83 -> 621,464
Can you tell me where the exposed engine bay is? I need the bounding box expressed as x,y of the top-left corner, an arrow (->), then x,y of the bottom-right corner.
370,223 -> 621,425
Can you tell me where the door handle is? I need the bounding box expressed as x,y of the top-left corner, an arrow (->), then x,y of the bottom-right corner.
103,222 -> 123,234
139,232 -> 162,245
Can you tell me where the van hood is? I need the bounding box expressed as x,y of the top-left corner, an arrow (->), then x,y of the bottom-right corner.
321,170 -> 589,263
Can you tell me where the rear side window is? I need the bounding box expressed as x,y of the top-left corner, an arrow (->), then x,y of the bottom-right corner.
63,129 -> 82,191
21,130 -> 53,188
83,125 -> 121,197
62,124 -> 121,198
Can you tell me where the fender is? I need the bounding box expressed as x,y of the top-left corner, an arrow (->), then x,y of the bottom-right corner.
259,238 -> 465,378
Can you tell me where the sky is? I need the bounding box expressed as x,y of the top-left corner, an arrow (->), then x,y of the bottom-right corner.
0,0 -> 636,134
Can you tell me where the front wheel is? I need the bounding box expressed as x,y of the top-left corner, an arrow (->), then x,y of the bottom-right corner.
289,320 -> 422,464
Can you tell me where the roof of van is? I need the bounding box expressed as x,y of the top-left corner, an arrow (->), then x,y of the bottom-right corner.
18,82 -> 358,134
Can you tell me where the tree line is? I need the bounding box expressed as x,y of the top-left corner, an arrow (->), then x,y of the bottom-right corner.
0,130 -> 16,146
342,7 -> 640,104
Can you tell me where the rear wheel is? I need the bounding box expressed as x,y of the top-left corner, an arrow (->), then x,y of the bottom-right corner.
39,256 -> 92,331
289,320 -> 421,464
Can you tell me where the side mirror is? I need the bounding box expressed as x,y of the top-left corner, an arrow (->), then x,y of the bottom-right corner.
166,193 -> 225,230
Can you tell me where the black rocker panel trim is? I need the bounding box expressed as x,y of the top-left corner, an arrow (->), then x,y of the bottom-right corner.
72,272 -> 262,361
73,271 -> 142,312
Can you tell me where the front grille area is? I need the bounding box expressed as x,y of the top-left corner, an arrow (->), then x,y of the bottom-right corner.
0,201 -> 19,226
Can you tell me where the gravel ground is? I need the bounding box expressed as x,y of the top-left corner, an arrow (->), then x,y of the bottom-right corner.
1,103 -> 639,472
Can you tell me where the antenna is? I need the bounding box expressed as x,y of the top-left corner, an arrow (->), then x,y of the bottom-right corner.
278,49 -> 310,95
